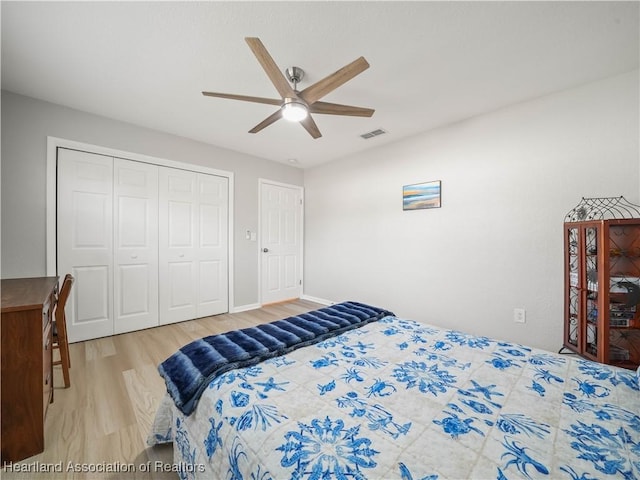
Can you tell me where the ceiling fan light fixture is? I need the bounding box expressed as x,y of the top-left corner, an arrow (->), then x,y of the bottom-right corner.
281,98 -> 308,122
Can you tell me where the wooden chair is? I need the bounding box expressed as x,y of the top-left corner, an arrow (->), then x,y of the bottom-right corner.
53,274 -> 74,389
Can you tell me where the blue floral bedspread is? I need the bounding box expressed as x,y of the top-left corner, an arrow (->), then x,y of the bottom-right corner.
149,316 -> 640,480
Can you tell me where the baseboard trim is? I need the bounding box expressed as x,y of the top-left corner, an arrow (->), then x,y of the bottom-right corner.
300,294 -> 334,306
230,302 -> 261,314
232,296 -> 335,313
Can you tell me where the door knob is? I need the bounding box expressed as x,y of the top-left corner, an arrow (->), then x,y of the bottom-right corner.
263,248 -> 269,253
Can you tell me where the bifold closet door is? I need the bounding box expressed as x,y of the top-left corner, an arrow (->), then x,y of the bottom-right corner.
58,148 -> 229,340
57,149 -> 114,342
159,168 -> 228,325
113,158 -> 159,334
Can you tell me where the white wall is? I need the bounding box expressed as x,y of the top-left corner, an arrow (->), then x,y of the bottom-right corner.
1,91 -> 304,307
303,70 -> 640,353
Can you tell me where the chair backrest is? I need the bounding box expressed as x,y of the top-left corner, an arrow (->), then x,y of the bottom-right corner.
55,274 -> 74,329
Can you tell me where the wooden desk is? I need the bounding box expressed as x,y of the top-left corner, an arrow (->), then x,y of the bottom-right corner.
1,276 -> 58,463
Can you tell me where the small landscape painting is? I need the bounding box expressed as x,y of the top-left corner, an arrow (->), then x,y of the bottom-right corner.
403,180 -> 441,210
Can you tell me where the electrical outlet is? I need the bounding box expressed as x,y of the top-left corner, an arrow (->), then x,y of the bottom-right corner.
514,308 -> 526,323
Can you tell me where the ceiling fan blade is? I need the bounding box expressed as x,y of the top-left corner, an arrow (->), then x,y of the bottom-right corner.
299,57 -> 370,105
300,115 -> 322,139
202,91 -> 282,106
248,109 -> 283,134
310,101 -> 374,117
245,37 -> 296,100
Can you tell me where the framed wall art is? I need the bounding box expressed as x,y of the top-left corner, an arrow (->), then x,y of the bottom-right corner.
403,180 -> 441,210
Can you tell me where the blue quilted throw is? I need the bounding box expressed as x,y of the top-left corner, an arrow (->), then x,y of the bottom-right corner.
158,301 -> 393,415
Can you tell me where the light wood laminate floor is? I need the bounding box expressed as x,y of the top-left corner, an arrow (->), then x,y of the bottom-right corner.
2,299 -> 323,479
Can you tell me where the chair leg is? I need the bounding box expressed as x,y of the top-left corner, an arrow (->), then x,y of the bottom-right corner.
55,306 -> 71,387
59,339 -> 70,388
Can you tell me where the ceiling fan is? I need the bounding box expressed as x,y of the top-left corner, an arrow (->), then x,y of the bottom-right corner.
202,37 -> 374,139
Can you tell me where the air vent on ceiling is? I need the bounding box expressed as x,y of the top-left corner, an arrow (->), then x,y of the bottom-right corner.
360,128 -> 387,140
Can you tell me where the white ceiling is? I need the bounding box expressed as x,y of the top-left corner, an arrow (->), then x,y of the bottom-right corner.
2,1 -> 638,169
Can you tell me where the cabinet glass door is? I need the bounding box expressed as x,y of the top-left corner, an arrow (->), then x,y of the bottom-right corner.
566,227 -> 580,350
608,223 -> 640,366
584,226 -> 599,358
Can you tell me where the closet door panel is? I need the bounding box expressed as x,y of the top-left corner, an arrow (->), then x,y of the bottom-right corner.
73,265 -> 110,323
197,174 -> 229,316
57,149 -> 114,342
199,260 -> 221,304
159,168 -> 198,324
117,264 -> 150,313
168,262 -> 195,307
113,159 -> 159,334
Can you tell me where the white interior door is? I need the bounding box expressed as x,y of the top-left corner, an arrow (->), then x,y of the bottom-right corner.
57,148 -> 114,342
159,167 -> 198,324
113,158 -> 159,334
197,173 -> 229,317
260,181 -> 303,305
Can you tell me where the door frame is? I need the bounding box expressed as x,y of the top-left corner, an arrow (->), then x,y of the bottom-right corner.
258,178 -> 304,305
45,136 -> 235,310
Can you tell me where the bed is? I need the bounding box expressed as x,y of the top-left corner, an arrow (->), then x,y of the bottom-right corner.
149,302 -> 640,480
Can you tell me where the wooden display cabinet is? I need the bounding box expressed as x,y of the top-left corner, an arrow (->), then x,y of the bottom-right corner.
563,197 -> 640,370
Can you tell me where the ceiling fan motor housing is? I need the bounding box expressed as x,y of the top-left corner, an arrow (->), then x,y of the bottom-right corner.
285,66 -> 305,86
